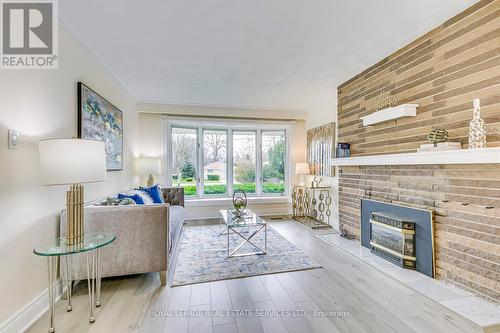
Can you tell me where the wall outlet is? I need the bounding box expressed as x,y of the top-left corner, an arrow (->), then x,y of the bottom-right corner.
8,130 -> 20,150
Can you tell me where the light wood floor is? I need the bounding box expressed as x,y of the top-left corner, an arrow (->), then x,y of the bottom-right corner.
27,220 -> 481,333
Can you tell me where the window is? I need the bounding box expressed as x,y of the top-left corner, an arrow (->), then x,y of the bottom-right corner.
233,131 -> 256,193
262,131 -> 285,194
171,127 -> 197,197
203,129 -> 227,195
168,119 -> 289,199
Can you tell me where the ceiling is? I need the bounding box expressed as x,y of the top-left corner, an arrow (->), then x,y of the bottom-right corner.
60,0 -> 478,111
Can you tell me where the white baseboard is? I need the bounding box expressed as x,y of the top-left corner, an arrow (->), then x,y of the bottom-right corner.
0,280 -> 62,333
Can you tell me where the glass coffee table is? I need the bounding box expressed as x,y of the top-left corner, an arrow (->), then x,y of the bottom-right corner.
220,209 -> 267,258
33,232 -> 115,333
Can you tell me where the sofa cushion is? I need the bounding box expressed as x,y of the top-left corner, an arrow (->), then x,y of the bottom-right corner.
169,205 -> 185,254
162,188 -> 184,206
139,185 -> 164,204
121,190 -> 154,205
96,197 -> 137,206
118,193 -> 144,205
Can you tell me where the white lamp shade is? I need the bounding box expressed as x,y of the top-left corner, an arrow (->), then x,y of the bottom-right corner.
139,158 -> 161,175
39,139 -> 107,185
295,162 -> 310,175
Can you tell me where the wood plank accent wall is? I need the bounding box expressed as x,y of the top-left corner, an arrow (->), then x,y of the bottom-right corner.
337,0 -> 500,302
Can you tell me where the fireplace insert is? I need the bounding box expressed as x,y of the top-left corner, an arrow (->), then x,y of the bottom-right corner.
369,211 -> 416,269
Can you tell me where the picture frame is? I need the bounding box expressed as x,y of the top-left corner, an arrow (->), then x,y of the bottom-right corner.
77,82 -> 123,171
307,122 -> 335,177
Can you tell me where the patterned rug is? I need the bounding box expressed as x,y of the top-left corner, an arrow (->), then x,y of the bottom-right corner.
171,224 -> 321,286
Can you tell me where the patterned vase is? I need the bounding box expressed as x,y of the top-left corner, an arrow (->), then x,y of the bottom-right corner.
468,98 -> 486,149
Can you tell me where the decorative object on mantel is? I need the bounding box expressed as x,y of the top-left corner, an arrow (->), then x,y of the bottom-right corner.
417,142 -> 462,152
428,128 -> 448,144
468,98 -> 487,149
78,82 -> 124,171
336,142 -> 351,158
307,122 -> 335,177
232,189 -> 247,218
292,184 -> 332,229
360,103 -> 419,126
295,163 -> 309,186
418,128 -> 462,152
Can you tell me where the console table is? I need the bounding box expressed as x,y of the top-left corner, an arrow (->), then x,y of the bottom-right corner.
292,185 -> 333,229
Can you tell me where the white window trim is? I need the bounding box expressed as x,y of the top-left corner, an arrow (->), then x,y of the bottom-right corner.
165,116 -> 292,201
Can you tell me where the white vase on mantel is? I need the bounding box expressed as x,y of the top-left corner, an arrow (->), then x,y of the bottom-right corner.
468,98 -> 487,149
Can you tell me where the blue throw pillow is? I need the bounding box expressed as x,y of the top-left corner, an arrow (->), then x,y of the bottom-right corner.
118,193 -> 145,205
139,185 -> 164,204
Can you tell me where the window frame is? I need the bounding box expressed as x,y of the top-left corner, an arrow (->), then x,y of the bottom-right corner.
232,129 -> 258,196
170,125 -> 200,197
166,117 -> 291,200
201,128 -> 229,198
261,129 -> 287,195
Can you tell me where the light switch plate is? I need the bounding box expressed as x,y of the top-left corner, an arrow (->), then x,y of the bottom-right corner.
8,130 -> 19,150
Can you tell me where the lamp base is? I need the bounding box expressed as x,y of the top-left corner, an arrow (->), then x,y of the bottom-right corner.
147,174 -> 155,187
66,184 -> 85,245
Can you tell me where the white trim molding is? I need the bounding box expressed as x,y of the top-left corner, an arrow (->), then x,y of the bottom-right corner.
0,280 -> 63,333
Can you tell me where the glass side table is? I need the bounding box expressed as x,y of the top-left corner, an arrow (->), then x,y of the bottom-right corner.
33,232 -> 116,333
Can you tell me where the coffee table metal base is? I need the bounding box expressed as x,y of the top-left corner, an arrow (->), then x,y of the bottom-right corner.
227,224 -> 267,258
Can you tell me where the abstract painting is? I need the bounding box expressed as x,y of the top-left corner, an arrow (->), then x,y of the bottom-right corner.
307,122 -> 335,177
78,82 -> 123,171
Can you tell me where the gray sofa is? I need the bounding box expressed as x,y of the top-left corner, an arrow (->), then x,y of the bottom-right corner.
60,187 -> 185,286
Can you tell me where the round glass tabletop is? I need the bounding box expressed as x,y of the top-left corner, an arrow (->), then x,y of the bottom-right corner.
33,232 -> 116,256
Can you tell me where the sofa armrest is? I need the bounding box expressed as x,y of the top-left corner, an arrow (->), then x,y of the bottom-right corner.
162,187 -> 184,207
61,204 -> 170,279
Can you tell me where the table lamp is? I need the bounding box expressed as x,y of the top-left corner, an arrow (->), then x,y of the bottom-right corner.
139,157 -> 161,186
39,139 -> 107,245
295,162 -> 310,186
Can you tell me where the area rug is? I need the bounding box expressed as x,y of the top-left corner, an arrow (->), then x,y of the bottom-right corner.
171,224 -> 321,286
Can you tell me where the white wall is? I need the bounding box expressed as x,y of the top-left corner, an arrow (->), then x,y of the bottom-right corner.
0,27 -> 139,325
137,112 -> 307,219
306,96 -> 339,228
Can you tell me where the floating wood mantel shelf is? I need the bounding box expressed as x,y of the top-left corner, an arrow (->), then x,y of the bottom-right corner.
331,147 -> 500,166
360,104 -> 418,126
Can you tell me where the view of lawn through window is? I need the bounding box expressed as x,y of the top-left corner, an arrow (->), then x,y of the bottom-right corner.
171,127 -> 197,196
170,123 -> 287,198
233,131 -> 256,193
203,129 -> 227,195
262,131 -> 286,193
